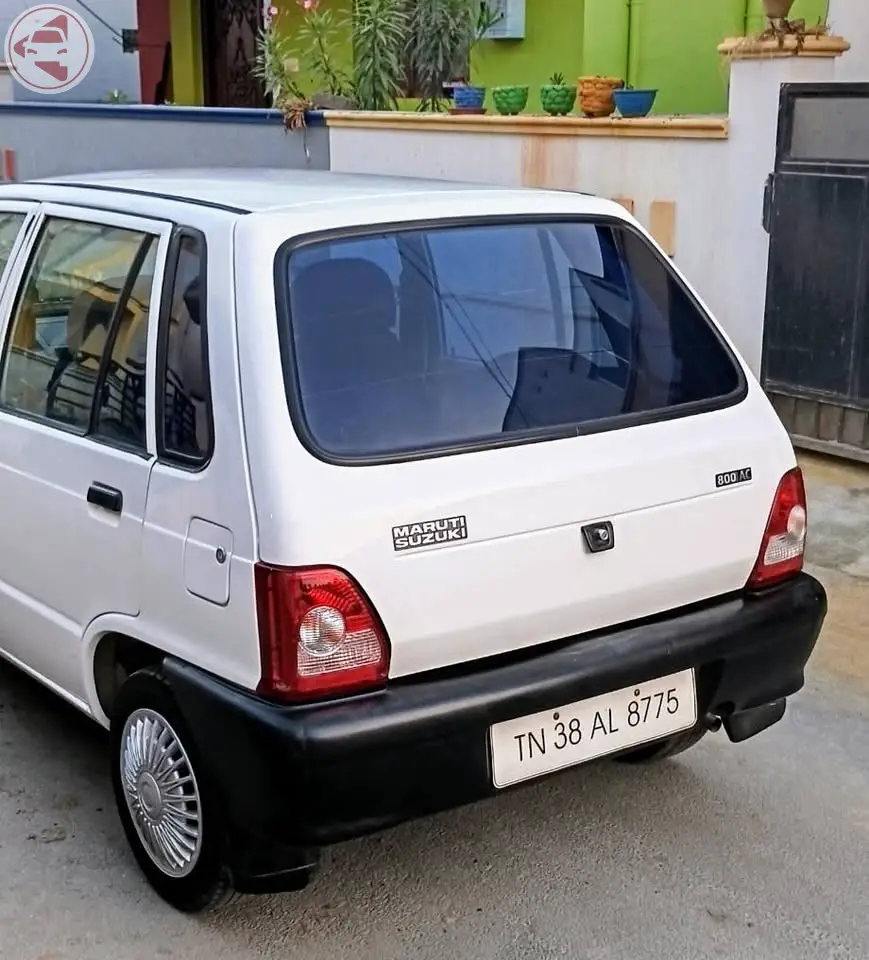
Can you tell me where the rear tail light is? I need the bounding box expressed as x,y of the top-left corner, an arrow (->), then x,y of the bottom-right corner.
254,563 -> 390,700
746,467 -> 807,589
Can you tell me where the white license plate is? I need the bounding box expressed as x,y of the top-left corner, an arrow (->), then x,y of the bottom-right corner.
489,669 -> 697,788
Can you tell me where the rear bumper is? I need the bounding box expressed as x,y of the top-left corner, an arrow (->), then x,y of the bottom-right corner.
164,572 -> 826,851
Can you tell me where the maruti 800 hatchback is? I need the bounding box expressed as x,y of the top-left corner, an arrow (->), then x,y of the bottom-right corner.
0,170 -> 826,912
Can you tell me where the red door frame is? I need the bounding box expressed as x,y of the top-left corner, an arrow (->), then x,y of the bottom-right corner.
136,0 -> 171,104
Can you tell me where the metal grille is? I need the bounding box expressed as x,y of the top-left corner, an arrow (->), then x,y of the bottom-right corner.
202,0 -> 266,108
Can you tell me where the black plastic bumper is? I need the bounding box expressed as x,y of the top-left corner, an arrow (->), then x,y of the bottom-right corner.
163,572 -> 826,851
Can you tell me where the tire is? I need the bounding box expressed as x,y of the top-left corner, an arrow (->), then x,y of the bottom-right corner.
613,724 -> 707,765
110,668 -> 236,913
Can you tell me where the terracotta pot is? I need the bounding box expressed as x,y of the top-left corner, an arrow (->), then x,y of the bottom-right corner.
762,0 -> 795,19
578,76 -> 624,118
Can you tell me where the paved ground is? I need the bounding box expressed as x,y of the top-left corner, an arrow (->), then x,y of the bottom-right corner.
1,453 -> 868,960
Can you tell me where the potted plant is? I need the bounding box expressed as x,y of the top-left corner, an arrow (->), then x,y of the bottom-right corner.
540,72 -> 576,117
578,75 -> 624,118
448,2 -> 502,114
613,85 -> 658,118
763,0 -> 795,19
492,84 -> 529,116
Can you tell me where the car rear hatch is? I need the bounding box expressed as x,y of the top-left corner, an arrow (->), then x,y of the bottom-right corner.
261,210 -> 797,680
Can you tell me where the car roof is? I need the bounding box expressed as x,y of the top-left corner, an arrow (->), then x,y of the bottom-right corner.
31,168 -> 600,216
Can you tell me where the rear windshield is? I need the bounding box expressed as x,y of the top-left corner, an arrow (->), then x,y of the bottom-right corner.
280,219 -> 742,460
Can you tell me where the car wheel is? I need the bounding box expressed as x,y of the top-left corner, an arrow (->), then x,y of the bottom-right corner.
614,724 -> 707,764
110,668 -> 235,913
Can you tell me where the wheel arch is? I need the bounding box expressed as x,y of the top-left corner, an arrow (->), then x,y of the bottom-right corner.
83,615 -> 166,726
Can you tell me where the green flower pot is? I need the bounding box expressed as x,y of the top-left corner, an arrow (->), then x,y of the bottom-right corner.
492,85 -> 529,116
540,84 -> 576,117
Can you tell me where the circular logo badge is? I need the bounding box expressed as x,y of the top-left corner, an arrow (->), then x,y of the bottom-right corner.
4,5 -> 94,95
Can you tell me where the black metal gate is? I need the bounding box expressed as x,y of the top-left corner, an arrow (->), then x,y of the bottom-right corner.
763,83 -> 869,462
201,0 -> 266,108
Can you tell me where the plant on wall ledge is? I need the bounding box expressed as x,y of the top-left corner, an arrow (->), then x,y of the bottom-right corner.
754,0 -> 830,49
405,0 -> 499,113
540,72 -> 576,117
352,0 -> 407,111
405,0 -> 474,112
253,5 -> 311,129
295,0 -> 355,108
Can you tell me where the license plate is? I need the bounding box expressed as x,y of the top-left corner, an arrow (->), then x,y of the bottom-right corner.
489,669 -> 697,788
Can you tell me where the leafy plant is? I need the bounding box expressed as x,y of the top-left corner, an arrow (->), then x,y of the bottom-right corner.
476,1 -> 503,41
253,7 -> 305,104
352,0 -> 407,111
103,89 -> 129,103
295,0 -> 353,99
405,0 -> 476,111
548,71 -> 566,86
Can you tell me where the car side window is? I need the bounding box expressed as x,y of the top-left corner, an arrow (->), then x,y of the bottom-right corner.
158,231 -> 212,464
0,212 -> 26,279
0,216 -> 154,438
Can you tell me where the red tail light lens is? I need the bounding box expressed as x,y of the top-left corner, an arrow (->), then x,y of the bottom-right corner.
254,563 -> 390,700
746,467 -> 807,589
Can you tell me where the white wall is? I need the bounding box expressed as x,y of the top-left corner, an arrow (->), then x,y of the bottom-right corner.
0,0 -> 140,102
829,0 -> 869,82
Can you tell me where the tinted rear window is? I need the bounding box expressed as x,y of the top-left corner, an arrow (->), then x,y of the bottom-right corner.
281,219 -> 742,460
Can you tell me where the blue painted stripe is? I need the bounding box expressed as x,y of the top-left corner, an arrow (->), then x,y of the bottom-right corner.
0,102 -> 326,126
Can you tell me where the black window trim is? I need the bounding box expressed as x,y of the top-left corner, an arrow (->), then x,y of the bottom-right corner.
0,213 -> 157,458
89,233 -> 155,452
154,225 -> 214,471
274,212 -> 748,468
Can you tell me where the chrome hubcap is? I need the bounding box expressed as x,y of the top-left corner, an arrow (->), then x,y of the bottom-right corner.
120,708 -> 202,878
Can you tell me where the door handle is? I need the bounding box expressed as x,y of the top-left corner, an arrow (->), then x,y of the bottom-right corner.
87,482 -> 123,514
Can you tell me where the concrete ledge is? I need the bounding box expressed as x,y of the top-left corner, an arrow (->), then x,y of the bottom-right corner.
0,102 -> 327,126
324,111 -> 729,140
718,34 -> 851,60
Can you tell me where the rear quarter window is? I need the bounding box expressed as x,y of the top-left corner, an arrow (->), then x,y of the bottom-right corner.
278,218 -> 743,462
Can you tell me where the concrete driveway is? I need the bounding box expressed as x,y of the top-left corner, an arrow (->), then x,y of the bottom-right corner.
1,454 -> 867,960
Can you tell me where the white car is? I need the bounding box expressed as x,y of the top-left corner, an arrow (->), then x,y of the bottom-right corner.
0,170 -> 827,913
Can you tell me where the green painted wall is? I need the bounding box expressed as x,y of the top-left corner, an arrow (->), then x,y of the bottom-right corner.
474,0 -> 585,102
582,0 -> 629,79
629,0 -> 746,115
581,0 -> 829,116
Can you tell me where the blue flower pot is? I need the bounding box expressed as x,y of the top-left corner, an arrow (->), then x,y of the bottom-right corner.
453,85 -> 486,109
613,88 -> 658,118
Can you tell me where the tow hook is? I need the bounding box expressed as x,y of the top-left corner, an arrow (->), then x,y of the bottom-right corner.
704,713 -> 723,733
